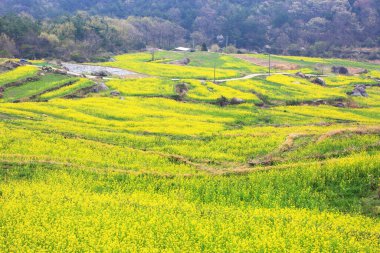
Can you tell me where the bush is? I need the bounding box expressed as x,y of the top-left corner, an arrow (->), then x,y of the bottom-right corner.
89,55 -> 112,63
237,48 -> 249,54
0,50 -> 12,58
70,53 -> 87,63
224,45 -> 238,54
210,44 -> 220,53
201,43 -> 208,52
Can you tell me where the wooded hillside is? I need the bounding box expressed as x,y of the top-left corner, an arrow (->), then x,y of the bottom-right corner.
1,0 -> 379,60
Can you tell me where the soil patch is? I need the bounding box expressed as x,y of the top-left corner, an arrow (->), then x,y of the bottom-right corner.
234,55 -> 299,70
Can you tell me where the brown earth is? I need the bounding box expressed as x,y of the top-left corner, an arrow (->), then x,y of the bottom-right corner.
369,60 -> 380,65
234,54 -> 299,70
346,67 -> 368,75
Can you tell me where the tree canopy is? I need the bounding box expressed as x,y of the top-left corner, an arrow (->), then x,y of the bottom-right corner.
0,0 -> 379,60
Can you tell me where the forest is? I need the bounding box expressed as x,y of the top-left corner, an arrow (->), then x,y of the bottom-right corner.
0,0 -> 380,60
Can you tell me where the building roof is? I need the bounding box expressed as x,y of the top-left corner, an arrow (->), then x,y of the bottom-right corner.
174,47 -> 192,52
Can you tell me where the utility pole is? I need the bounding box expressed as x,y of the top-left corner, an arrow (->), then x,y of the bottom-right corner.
265,45 -> 272,76
149,48 -> 156,61
268,53 -> 271,76
214,62 -> 216,83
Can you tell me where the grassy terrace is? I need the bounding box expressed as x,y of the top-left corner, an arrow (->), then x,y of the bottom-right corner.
249,54 -> 380,71
153,51 -> 266,73
40,78 -> 95,100
0,52 -> 379,251
2,74 -> 78,102
101,51 -> 266,79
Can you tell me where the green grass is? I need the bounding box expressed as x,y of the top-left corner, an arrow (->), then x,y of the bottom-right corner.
226,75 -> 346,104
248,54 -> 380,71
40,78 -> 94,100
352,86 -> 380,107
100,53 -> 243,79
2,74 -> 78,102
154,51 -> 266,73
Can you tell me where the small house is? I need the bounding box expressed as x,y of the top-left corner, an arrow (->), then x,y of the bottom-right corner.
173,47 -> 192,52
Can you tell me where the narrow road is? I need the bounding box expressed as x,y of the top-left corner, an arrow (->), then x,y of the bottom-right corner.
215,72 -> 329,82
215,73 -> 290,82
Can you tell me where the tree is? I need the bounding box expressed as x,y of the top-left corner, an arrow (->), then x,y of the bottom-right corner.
0,33 -> 17,57
0,0 -> 379,60
201,43 -> 208,51
210,44 -> 220,52
224,45 -> 238,54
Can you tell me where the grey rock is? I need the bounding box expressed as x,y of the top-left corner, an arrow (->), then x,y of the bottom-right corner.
230,97 -> 245,105
175,83 -> 189,97
91,70 -> 111,77
313,99 -> 326,105
110,90 -> 121,96
92,83 -> 109,93
332,66 -> 349,75
53,69 -> 68,75
349,84 -> 368,97
42,66 -> 53,72
170,58 -> 191,66
181,58 -> 191,65
2,60 -> 21,70
296,72 -> 306,79
312,77 -> 326,86
351,91 -> 362,96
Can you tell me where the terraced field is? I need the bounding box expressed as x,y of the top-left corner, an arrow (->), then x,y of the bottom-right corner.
241,53 -> 380,75
0,53 -> 379,252
100,52 -> 262,79
2,74 -> 78,102
0,65 -> 39,87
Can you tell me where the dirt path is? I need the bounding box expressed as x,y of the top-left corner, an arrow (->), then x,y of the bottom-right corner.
215,73 -> 293,82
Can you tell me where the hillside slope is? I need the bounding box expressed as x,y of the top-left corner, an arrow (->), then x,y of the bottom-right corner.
0,53 -> 379,251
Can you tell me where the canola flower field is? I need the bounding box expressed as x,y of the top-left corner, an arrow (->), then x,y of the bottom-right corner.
101,53 -> 245,79
0,52 -> 379,252
0,65 -> 39,87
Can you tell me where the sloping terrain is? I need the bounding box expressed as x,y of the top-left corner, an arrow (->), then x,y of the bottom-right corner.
0,53 -> 379,252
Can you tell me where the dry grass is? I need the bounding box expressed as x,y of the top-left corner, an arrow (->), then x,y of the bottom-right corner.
234,54 -> 299,70
317,127 -> 380,143
249,133 -> 311,167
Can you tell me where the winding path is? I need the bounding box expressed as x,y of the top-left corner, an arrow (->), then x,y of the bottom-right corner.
215,72 -> 329,82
